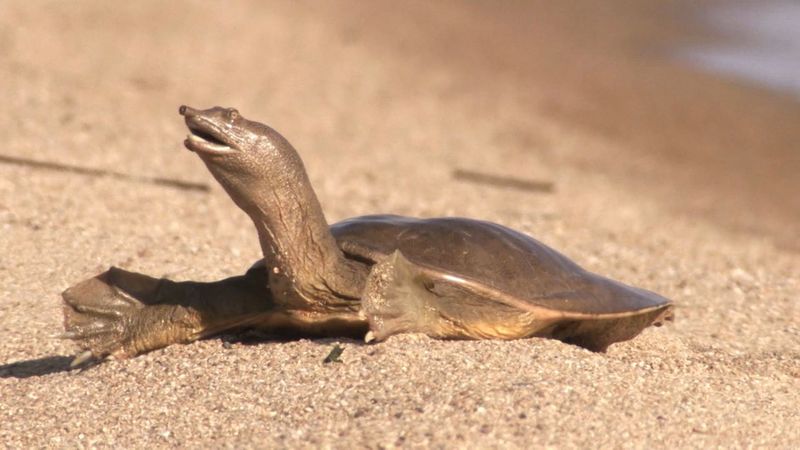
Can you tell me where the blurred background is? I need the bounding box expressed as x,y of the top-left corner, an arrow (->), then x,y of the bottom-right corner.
1,0 -> 797,251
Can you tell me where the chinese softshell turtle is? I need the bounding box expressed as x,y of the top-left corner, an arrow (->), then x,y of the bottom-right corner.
62,106 -> 673,365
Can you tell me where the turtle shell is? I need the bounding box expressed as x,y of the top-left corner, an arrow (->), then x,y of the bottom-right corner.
331,215 -> 672,317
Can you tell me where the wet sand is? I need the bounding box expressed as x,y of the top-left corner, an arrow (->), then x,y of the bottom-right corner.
1,0 -> 798,447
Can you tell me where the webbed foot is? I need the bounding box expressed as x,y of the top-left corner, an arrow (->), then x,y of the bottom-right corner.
361,251 -> 544,342
61,267 -> 202,366
360,251 -> 441,342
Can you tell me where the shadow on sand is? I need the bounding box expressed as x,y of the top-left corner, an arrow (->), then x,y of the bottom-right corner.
0,335 -> 366,379
0,356 -> 75,379
0,154 -> 210,192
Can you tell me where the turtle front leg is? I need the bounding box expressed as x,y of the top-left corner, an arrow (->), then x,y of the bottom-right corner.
361,251 -> 543,343
62,266 -> 270,366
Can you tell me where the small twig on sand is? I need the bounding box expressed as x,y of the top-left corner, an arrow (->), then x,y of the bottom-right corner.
452,168 -> 554,193
323,344 -> 344,364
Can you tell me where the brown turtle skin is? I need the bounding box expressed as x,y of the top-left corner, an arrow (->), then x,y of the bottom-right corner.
61,106 -> 673,365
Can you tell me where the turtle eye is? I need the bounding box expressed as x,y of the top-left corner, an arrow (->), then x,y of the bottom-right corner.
227,109 -> 240,120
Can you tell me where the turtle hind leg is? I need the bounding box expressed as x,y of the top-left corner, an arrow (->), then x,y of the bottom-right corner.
545,320 -> 612,352
545,305 -> 674,352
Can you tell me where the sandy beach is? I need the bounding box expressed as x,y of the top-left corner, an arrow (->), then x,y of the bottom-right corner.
1,0 -> 798,447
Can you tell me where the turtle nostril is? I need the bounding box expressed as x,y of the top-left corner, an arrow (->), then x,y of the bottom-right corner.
179,105 -> 187,115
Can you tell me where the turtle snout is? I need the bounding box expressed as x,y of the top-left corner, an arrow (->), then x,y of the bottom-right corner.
179,105 -> 198,116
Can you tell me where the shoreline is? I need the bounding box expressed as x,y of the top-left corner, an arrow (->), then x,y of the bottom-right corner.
682,0 -> 800,100
323,0 -> 800,249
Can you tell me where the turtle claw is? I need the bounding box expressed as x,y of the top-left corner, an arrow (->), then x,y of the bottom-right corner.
364,331 -> 376,344
70,350 -> 95,368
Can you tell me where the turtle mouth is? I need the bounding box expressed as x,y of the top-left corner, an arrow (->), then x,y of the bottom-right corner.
184,120 -> 236,156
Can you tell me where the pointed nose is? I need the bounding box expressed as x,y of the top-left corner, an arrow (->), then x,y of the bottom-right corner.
179,105 -> 197,116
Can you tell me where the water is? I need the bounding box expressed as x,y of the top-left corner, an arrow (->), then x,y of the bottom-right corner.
682,1 -> 800,100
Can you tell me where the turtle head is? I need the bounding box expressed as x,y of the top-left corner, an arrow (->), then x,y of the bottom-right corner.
179,105 -> 302,212
180,105 -> 269,157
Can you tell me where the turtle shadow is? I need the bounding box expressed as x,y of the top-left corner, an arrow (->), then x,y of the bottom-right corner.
218,333 -> 364,365
0,355 -> 75,379
0,334 -> 368,378
219,330 -> 368,347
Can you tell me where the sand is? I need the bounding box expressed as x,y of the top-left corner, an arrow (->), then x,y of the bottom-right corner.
1,0 -> 798,448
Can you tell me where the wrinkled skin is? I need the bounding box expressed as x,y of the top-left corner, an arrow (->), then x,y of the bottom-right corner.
62,106 -> 673,366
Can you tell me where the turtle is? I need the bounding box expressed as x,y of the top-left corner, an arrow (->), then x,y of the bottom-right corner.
61,105 -> 673,366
